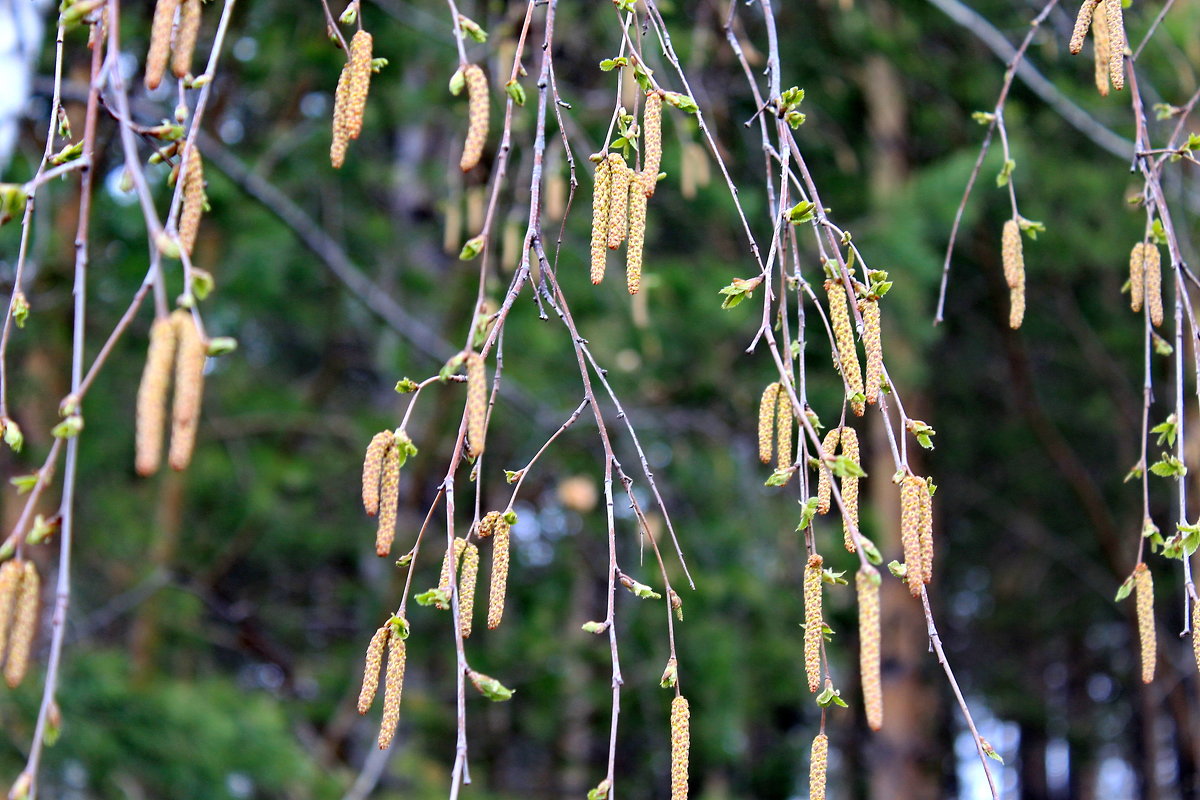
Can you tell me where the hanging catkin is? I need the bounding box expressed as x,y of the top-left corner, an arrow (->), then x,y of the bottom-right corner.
171,0 -> 201,79
918,478 -> 934,584
178,146 -> 205,257
1103,0 -> 1125,91
0,560 -> 22,664
670,695 -> 690,800
145,0 -> 180,90
330,58 -> 352,168
1092,4 -> 1111,96
590,158 -> 611,284
1192,598 -> 1200,677
459,542 -> 479,638
840,427 -> 860,553
377,632 -> 406,749
135,317 -> 176,476
465,352 -> 487,457
606,154 -> 631,250
1134,563 -> 1155,684
816,427 -> 841,515
376,440 -> 401,557
775,390 -> 793,472
168,310 -> 206,471
361,431 -> 393,516
357,625 -> 389,714
1001,220 -> 1024,289
809,733 -> 829,800
487,518 -> 510,629
1144,244 -> 1163,328
641,92 -> 663,197
459,64 -> 489,172
1130,242 -> 1148,312
826,279 -> 864,416
803,554 -> 823,693
627,184 -> 648,295
900,476 -> 924,597
1069,0 -> 1099,54
4,561 -> 39,688
857,568 -> 883,731
758,383 -> 780,464
862,298 -> 883,405
344,31 -> 373,140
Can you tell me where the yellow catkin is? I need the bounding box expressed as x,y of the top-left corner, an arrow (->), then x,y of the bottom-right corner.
641,92 -> 663,197
357,625 -> 389,714
1134,563 -> 1155,684
1001,220 -> 1023,290
758,383 -> 780,464
1010,283 -> 1025,330
345,31 -> 373,141
0,560 -> 23,664
330,59 -> 352,168
135,317 -> 176,477
918,478 -> 933,584
606,154 -> 631,250
168,310 -> 206,471
840,427 -> 860,553
857,569 -> 883,731
590,158 -> 611,284
900,476 -> 923,597
803,554 -> 823,693
179,147 -> 204,257
171,0 -> 201,79
361,431 -> 393,516
465,352 -> 487,458
862,298 -> 883,405
826,279 -> 864,416
627,184 -> 648,295
477,511 -> 501,539
377,633 -> 406,749
1192,598 -> 1199,677
459,542 -> 479,638
816,428 -> 841,515
775,389 -> 793,472
5,561 -> 39,688
436,538 -> 467,610
1092,4 -> 1111,97
460,64 -> 489,172
145,0 -> 180,91
809,733 -> 829,800
1069,0 -> 1099,54
670,695 -> 690,800
376,442 -> 400,557
1145,244 -> 1163,328
1104,0 -> 1125,91
487,519 -> 510,629
1130,242 -> 1147,312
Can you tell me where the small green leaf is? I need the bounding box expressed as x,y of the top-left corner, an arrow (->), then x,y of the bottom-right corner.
468,670 -> 514,701
788,201 -> 815,225
51,415 -> 83,439
338,2 -> 357,25
829,455 -> 866,479
588,780 -> 612,800
1114,575 -> 1134,602
206,337 -> 237,356
1149,453 -> 1187,478
1124,461 -> 1143,482
1151,415 -> 1178,447
11,292 -> 28,328
415,588 -> 450,607
502,509 -> 518,525
659,659 -> 678,688
996,158 -> 1015,188
797,497 -> 819,531
822,568 -> 848,586
971,111 -> 996,125
663,91 -> 698,114
459,235 -> 485,261
505,79 -> 526,106
860,538 -> 883,565
449,68 -> 466,96
3,419 -> 23,452
764,468 -> 792,487
621,577 -> 661,600
457,14 -> 488,43
504,469 -> 522,484
887,560 -> 907,580
1018,217 -> 1046,240
9,474 -> 37,494
981,738 -> 1004,765
718,276 -> 763,309
388,615 -> 410,640
1152,331 -> 1173,356
815,685 -> 849,708
581,620 -> 608,634
394,378 -> 419,393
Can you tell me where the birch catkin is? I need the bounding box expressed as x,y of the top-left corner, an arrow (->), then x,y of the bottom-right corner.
1001,220 -> 1023,289
641,92 -> 663,197
809,733 -> 829,800
0,560 -> 22,664
1130,242 -> 1147,312
803,554 -> 823,693
376,441 -> 401,557
344,31 -> 374,141
826,279 -> 864,416
437,538 -> 467,612
862,298 -> 883,405
465,352 -> 487,458
775,391 -> 793,472
377,632 -> 406,749
918,478 -> 934,584
459,64 -> 489,172
840,427 -> 860,553
900,476 -> 924,597
606,154 -> 631,250
487,519 -> 510,629
1192,598 -> 1200,677
626,184 -> 648,295
1092,4 -> 1111,97
857,569 -> 883,731
330,59 -> 352,168
4,561 -> 39,688
459,542 -> 479,638
1103,0 -> 1125,91
171,0 -> 201,79
670,695 -> 690,800
135,317 -> 176,477
178,147 -> 204,257
168,310 -> 206,471
361,431 -> 393,516
1144,244 -> 1163,328
758,383 -> 780,464
1069,0 -> 1099,54
145,0 -> 180,90
357,625 -> 389,714
816,428 -> 841,515
1134,562 -> 1155,684
590,158 -> 611,284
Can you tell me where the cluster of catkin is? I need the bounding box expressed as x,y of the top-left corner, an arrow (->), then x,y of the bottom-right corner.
1133,563 -> 1155,684
757,382 -> 794,475
803,554 -> 825,693
815,426 -> 861,552
1070,0 -> 1126,94
330,30 -> 374,169
0,559 -> 39,688
669,695 -> 690,800
135,309 -> 207,475
361,429 -> 402,556
1001,220 -> 1025,329
899,474 -> 934,597
464,352 -> 487,458
358,616 -> 408,749
458,65 -> 489,172
145,0 -> 203,90
1129,242 -> 1163,327
590,91 -> 665,294
826,279 -> 866,415
477,511 -> 511,630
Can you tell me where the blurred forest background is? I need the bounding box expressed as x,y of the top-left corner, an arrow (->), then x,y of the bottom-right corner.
0,0 -> 1199,798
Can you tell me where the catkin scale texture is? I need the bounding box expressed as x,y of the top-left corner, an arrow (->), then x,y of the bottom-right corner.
826,280 -> 864,416
465,353 -> 487,457
641,92 -> 663,197
627,184 -> 648,295
171,0 -> 201,78
460,65 -> 489,172
361,431 -> 393,516
900,476 -> 924,597
487,520 -> 510,629
168,310 -> 206,471
1092,5 -> 1111,96
857,570 -> 883,731
840,427 -> 860,553
803,554 -> 823,693
606,154 -> 631,250
376,443 -> 401,557
1069,0 -> 1098,54
459,542 -> 479,638
145,0 -> 180,90
1130,242 -> 1147,312
0,560 -> 22,665
344,31 -> 374,140
758,383 -> 780,464
863,299 -> 883,405
179,147 -> 204,257
1001,220 -> 1024,289
775,391 -> 793,472
1144,244 -> 1163,328
816,428 -> 841,515
590,158 -> 611,284
1193,598 -> 1200,677
377,634 -> 406,749
809,733 -> 829,800
1135,563 -> 1155,684
1103,0 -> 1125,91
330,63 -> 352,168
4,561 -> 38,688
357,625 -> 389,714
918,478 -> 934,584
135,317 -> 176,477
670,695 -> 690,800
